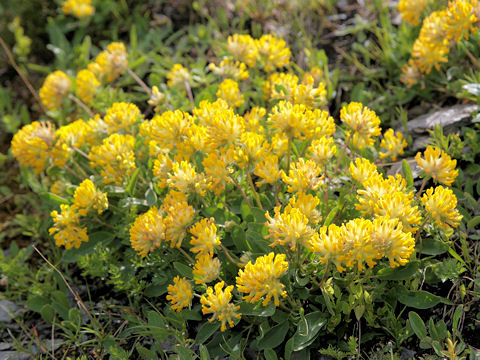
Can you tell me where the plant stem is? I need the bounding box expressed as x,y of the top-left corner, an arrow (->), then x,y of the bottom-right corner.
178,247 -> 195,264
415,179 -> 428,200
220,244 -> 244,268
68,94 -> 94,117
334,131 -> 351,175
128,68 -> 152,96
247,170 -> 263,210
229,176 -> 253,209
184,81 -> 195,105
318,261 -> 330,289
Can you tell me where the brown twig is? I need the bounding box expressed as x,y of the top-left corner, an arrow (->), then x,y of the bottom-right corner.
0,35 -> 45,113
220,244 -> 244,268
68,94 -> 94,117
128,68 -> 152,97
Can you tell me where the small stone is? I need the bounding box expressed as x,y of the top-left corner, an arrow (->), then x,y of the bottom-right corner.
0,301 -> 20,323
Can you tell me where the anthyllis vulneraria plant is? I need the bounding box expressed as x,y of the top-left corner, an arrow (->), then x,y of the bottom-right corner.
11,33 -> 465,352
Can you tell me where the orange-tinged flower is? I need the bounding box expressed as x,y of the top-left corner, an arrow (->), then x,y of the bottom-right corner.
254,154 -> 281,186
89,42 -> 128,82
200,281 -> 241,331
72,179 -> 108,216
189,217 -> 221,256
129,207 -> 165,257
39,71 -> 71,110
422,186 -> 463,229
415,146 -> 458,186
398,0 -> 428,26
193,253 -> 221,284
167,276 -> 193,312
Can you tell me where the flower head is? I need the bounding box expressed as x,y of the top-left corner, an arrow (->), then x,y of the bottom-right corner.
340,102 -> 381,149
89,42 -> 128,82
307,137 -> 337,166
49,204 -> 88,249
167,64 -> 192,88
129,207 -> 165,257
200,281 -> 241,331
166,276 -> 193,312
39,71 -> 71,110
216,79 -> 244,108
76,69 -> 99,104
281,158 -> 324,193
236,252 -> 288,306
309,224 -> 346,272
164,200 -> 195,248
349,158 -> 379,185
415,146 -> 458,186
72,179 -> 108,216
254,154 -> 281,186
189,218 -> 220,256
379,129 -> 408,161
256,34 -> 291,72
193,253 -> 221,284
422,186 -> 463,229
226,34 -> 258,67
167,161 -> 208,196
209,58 -> 249,80
62,0 -> 94,18
398,0 -> 428,26
104,102 -> 142,134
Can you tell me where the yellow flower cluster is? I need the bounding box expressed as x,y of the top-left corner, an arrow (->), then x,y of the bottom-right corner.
415,146 -> 458,186
75,69 -> 100,104
129,207 -> 165,257
39,71 -> 71,111
401,0 -> 479,84
88,42 -> 128,82
216,79 -> 244,108
72,179 -> 108,216
422,186 -> 463,229
49,204 -> 89,250
379,129 -> 407,161
166,276 -> 193,312
62,0 -> 94,18
340,102 -> 381,149
200,281 -> 241,332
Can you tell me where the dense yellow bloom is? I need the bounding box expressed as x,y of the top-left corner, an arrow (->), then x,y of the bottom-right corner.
286,192 -> 322,225
152,153 -> 173,189
52,119 -> 91,167
187,123 -> 215,153
141,110 -> 192,150
166,276 -> 193,312
379,129 -> 408,161
305,109 -> 336,140
202,150 -> 234,194
281,158 -> 324,193
235,131 -> 270,167
216,79 -> 244,108
307,137 -> 337,166
72,179 -> 108,216
302,67 -> 324,85
268,101 -> 309,140
62,0 -> 94,18
11,121 -> 56,174
200,281 -> 241,331
374,191 -> 422,233
309,224 -> 346,272
89,42 -> 128,82
209,58 -> 249,80
104,102 -> 141,134
254,154 -> 281,186
398,0 -> 428,26
236,252 -> 288,306
190,217 -> 220,256
412,38 -> 449,74
263,72 -> 298,100
164,200 -> 195,248
340,102 -> 381,149
243,106 -> 266,134
49,204 -> 88,249
265,206 -> 315,250
75,69 -> 99,104
50,180 -> 68,196
371,216 -> 415,267
415,146 -> 458,186
83,114 -> 108,146
162,190 -> 188,212
167,161 -> 208,195
444,0 -> 477,41
256,34 -> 291,72
226,34 -> 258,67
422,186 -> 463,229
193,253 -> 221,284
167,64 -> 192,88
341,218 -> 378,271
193,99 -> 230,125
293,76 -> 327,108
89,134 -> 136,185
129,207 -> 165,257
271,132 -> 289,156
349,158 -> 379,185
206,109 -> 245,149
39,71 -> 71,110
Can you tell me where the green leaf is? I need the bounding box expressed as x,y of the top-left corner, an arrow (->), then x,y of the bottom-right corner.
264,349 -> 278,360
40,304 -> 55,323
26,295 -> 49,313
195,321 -> 220,344
397,287 -> 451,309
409,311 -> 427,339
173,262 -> 193,279
293,312 -> 327,351
239,302 -> 276,316
231,225 -> 250,252
175,346 -> 193,360
125,168 -> 140,196
421,238 -> 448,255
63,231 -> 114,263
453,305 -> 463,336
199,345 -> 210,360
254,321 -> 289,350
251,207 -> 267,223
324,204 -> 340,227
148,311 -> 168,342
284,337 -> 294,360
402,160 -> 414,189
377,261 -> 419,280
241,202 -> 254,222
136,344 -> 157,360
145,186 -> 157,207
467,216 -> 480,229
39,192 -> 69,205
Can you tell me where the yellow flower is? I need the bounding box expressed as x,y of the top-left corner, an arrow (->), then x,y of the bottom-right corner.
422,186 -> 463,229
263,72 -> 298,101
281,158 -> 324,193
379,129 -> 407,161
50,180 -> 68,196
75,69 -> 99,104
89,42 -> 128,82
309,224 -> 346,272
167,64 -> 192,88
147,86 -> 165,112
226,34 -> 258,67
39,71 -> 71,110
11,121 -> 56,174
293,76 -> 327,108
307,137 -> 337,166
271,132 -> 289,156
152,153 -> 173,189
216,79 -> 244,108
340,218 -> 378,271
374,191 -> 422,233
49,204 -> 88,249
340,102 -> 381,149
243,106 -> 266,134
83,114 -> 108,146
141,110 -> 192,151
193,253 -> 221,284
398,0 -> 428,26
286,192 -> 322,225
236,252 -> 288,306
412,38 -> 449,74
167,161 -> 208,196
202,150 -> 234,194
164,200 -> 195,248
129,207 -> 165,257
62,0 -> 94,18
400,59 -> 423,88
200,281 -> 241,331
189,218 -> 220,256
205,108 -> 245,149
256,34 -> 291,72
166,276 -> 193,312
235,131 -> 270,167
415,146 -> 458,186
305,109 -> 336,140
444,0 -> 477,41
349,158 -> 379,185
268,101 -> 309,140
72,179 -> 108,216
265,206 -> 315,250
370,216 -> 415,267
104,102 -> 142,134
254,154 -> 281,186
208,58 -> 249,80
53,119 -> 91,167
89,133 -> 136,185
193,99 -> 230,125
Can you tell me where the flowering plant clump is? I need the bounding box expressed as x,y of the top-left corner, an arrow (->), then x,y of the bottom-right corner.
11,31 -> 468,356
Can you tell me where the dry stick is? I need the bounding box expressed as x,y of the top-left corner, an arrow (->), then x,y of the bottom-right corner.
127,68 -> 152,97
247,170 -> 263,210
68,94 -> 94,117
51,315 -> 56,360
220,244 -> 244,268
63,165 -> 83,180
0,36 -> 45,114
72,146 -> 91,161
178,247 -> 195,264
33,245 -> 95,324
73,160 -> 89,179
464,48 -> 480,71
184,81 -> 195,105
415,179 -> 428,200
229,176 -> 253,209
